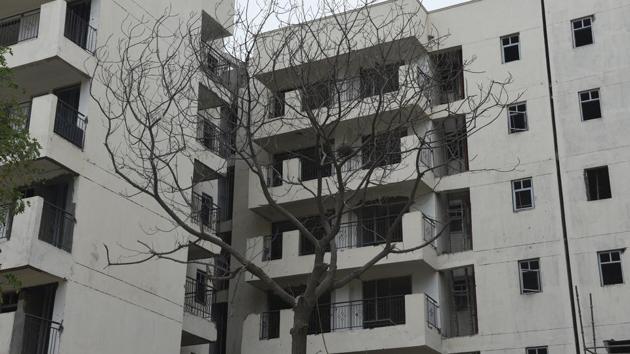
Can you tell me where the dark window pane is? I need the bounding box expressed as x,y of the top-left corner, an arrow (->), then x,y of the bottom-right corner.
611,252 -> 621,262
581,100 -> 601,120
601,263 -> 623,285
522,271 -> 540,292
515,190 -> 532,209
600,253 -> 610,262
503,45 -> 519,62
586,167 -> 611,200
574,27 -> 593,47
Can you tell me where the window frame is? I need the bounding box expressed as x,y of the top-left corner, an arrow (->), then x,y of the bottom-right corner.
526,346 -> 548,354
572,15 -> 594,48
501,33 -> 521,63
195,270 -> 208,305
598,249 -> 625,286
512,177 -> 534,211
519,258 -> 542,294
579,88 -> 602,121
584,166 -> 612,201
507,102 -> 528,133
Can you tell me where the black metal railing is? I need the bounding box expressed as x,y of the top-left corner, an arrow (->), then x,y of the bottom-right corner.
184,276 -> 213,318
259,311 -> 280,340
0,11 -> 39,47
38,201 -> 75,253
54,100 -> 87,149
191,192 -> 221,232
64,8 -> 97,54
425,294 -> 440,332
260,296 -> 407,339
196,111 -> 230,157
201,42 -> 239,92
330,295 -> 406,331
22,314 -> 63,354
335,217 -> 403,250
422,215 -> 437,249
212,255 -> 230,291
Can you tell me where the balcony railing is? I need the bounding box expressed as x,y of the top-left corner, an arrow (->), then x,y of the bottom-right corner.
39,201 -> 75,253
54,100 -> 87,149
336,217 -> 402,250
259,295 -> 408,340
21,314 -> 63,354
328,295 -> 406,331
425,294 -> 440,332
191,192 -> 221,233
201,42 -> 239,92
184,276 -> 213,319
259,311 -> 280,340
0,10 -> 40,47
64,8 -> 97,54
196,111 -> 230,157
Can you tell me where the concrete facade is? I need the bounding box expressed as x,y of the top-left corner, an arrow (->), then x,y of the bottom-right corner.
1,0 -> 628,354
0,0 -> 234,353
225,1 -> 630,354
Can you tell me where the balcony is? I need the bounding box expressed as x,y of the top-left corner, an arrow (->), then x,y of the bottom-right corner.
245,211 -> 437,282
196,110 -> 231,159
22,94 -> 87,175
254,63 -> 430,140
248,134 -> 434,211
0,312 -> 63,354
182,276 -> 217,346
243,293 -> 442,354
2,0 -> 96,95
0,196 -> 74,288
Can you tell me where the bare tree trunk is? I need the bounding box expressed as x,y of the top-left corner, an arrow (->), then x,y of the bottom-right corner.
291,299 -> 312,354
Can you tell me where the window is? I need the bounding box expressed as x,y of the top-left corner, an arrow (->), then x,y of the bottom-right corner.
297,145 -> 333,181
572,16 -> 593,47
579,89 -> 601,120
200,193 -> 213,227
501,34 -> 520,63
512,178 -> 534,211
508,102 -> 528,133
301,81 -> 332,111
362,277 -> 411,328
269,90 -> 286,118
361,129 -> 406,168
195,270 -> 208,304
527,347 -> 548,354
585,166 -> 611,201
519,259 -> 542,294
599,249 -> 624,286
431,47 -> 464,104
262,234 -> 282,261
605,339 -> 630,353
359,64 -> 400,98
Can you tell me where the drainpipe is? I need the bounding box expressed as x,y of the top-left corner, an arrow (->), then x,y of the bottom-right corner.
540,0 -> 581,352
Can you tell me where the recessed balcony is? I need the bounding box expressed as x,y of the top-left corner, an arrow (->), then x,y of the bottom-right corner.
254,63 -> 430,141
16,93 -> 88,176
181,276 -> 217,346
248,134 -> 435,211
242,293 -> 442,354
0,196 -> 74,288
245,211 -> 438,282
1,0 -> 96,96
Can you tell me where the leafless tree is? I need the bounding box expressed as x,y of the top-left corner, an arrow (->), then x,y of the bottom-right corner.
90,1 -> 517,353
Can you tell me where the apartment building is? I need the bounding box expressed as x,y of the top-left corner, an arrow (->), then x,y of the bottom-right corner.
225,0 -> 630,354
0,0 -> 236,353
